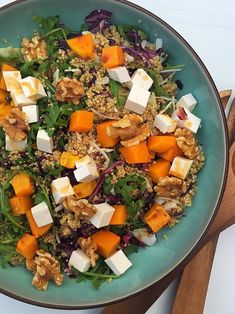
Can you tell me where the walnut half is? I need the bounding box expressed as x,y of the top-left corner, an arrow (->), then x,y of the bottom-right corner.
0,108 -> 29,141
63,196 -> 96,219
26,250 -> 64,291
155,176 -> 183,198
107,114 -> 150,147
55,77 -> 85,105
174,128 -> 199,160
22,35 -> 48,62
78,237 -> 98,267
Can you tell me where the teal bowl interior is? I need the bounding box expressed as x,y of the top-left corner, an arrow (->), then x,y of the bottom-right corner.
0,0 -> 228,309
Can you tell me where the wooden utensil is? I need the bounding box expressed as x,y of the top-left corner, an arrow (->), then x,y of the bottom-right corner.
103,91 -> 235,314
171,91 -> 235,314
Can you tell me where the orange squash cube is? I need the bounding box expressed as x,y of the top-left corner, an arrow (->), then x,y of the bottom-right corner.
16,233 -> 38,260
69,110 -> 94,132
60,151 -> 80,169
144,204 -> 171,233
11,173 -> 34,196
120,142 -> 150,164
91,230 -> 120,258
26,210 -> 53,239
158,144 -> 184,162
96,120 -> 119,148
102,46 -> 124,69
67,34 -> 95,60
109,205 -> 127,225
73,180 -> 97,199
9,195 -> 33,216
147,136 -> 176,154
148,159 -> 171,183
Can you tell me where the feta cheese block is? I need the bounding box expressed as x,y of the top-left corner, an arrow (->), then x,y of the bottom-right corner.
107,66 -> 131,83
2,71 -> 21,91
20,76 -> 47,100
132,228 -> 157,246
74,156 -> 99,183
176,93 -> 197,112
169,156 -> 193,180
31,201 -> 53,227
10,88 -> 36,107
51,176 -> 74,204
124,84 -> 150,115
36,129 -> 53,153
105,250 -> 132,276
89,202 -> 115,228
5,134 -> 27,152
171,106 -> 201,133
22,105 -> 39,123
154,114 -> 177,133
69,249 -> 90,272
129,68 -> 153,90
156,38 -> 163,50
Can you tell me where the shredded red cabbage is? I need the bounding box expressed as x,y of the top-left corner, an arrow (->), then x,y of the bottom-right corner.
88,160 -> 125,201
85,9 -> 112,33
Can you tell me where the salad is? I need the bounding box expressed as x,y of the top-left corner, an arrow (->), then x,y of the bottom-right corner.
0,9 -> 205,290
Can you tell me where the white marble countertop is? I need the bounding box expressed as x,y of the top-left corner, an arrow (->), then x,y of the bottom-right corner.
0,0 -> 234,313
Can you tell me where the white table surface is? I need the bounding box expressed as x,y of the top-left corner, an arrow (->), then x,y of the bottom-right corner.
0,0 -> 235,313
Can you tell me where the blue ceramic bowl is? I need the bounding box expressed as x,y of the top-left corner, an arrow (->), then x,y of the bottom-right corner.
0,0 -> 228,309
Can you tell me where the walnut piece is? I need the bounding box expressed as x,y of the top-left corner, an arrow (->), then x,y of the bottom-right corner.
0,108 -> 29,141
63,196 -> 96,219
78,237 -> 98,267
55,77 -> 85,105
22,36 -> 48,61
107,114 -> 150,147
26,250 -> 64,291
155,176 -> 183,198
174,128 -> 199,159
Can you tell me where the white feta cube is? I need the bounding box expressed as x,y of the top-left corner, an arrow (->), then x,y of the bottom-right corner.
107,66 -> 131,83
156,38 -> 163,50
5,134 -> 27,152
10,88 -> 36,107
20,76 -> 47,100
176,93 -> 197,112
69,249 -> 90,272
22,105 -> 39,123
74,156 -> 99,183
129,69 -> 153,90
36,129 -> 53,153
154,114 -> 177,133
51,176 -> 74,204
124,84 -> 150,114
169,156 -> 193,179
2,71 -> 21,91
89,202 -> 115,228
171,106 -> 201,133
31,201 -> 53,227
105,250 -> 132,276
132,228 -> 157,246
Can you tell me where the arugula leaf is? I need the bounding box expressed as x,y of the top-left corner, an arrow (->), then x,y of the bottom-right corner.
0,47 -> 23,63
0,128 -> 5,147
123,243 -> 139,256
144,68 -> 169,97
34,185 -> 52,211
44,103 -> 61,136
33,15 -> 60,34
109,79 -> 126,107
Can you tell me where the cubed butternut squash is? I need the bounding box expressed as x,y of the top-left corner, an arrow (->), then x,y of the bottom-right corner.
26,210 -> 53,239
16,233 -> 38,260
73,180 -> 97,199
109,205 -> 127,225
9,195 -> 33,216
60,151 -> 80,169
120,142 -> 150,164
148,159 -> 171,183
69,110 -> 94,132
144,204 -> 171,233
0,103 -> 12,121
11,173 -> 34,196
96,121 -> 119,148
147,136 -> 176,153
91,230 -> 120,258
67,34 -> 95,60
158,143 -> 184,162
102,46 -> 124,69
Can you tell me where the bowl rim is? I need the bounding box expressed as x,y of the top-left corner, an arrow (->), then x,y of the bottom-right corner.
0,0 -> 229,310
